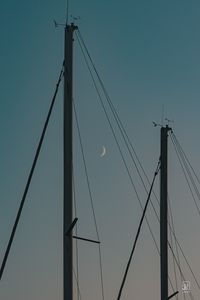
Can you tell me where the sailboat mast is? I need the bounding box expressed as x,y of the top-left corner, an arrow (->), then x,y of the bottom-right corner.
64,23 -> 77,300
160,125 -> 170,300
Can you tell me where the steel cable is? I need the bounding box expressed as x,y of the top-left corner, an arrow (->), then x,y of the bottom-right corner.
0,62 -> 64,280
73,100 -> 105,300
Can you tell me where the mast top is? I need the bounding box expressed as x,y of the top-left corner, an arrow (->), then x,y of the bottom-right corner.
65,22 -> 78,30
161,124 -> 172,131
153,122 -> 172,132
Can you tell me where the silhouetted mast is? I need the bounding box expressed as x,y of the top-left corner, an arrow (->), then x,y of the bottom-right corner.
64,23 -> 77,300
160,125 -> 171,300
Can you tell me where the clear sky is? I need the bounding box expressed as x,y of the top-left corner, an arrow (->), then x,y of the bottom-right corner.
1,1 -> 200,299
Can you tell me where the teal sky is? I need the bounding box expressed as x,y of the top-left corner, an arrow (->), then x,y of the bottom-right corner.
1,1 -> 200,299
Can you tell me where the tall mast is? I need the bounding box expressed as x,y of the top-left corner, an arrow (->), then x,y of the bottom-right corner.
160,125 -> 171,300
64,23 -> 77,300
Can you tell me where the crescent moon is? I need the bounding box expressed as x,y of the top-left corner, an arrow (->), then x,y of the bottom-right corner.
100,146 -> 106,157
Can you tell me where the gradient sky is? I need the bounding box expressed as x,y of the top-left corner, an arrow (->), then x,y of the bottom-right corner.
1,1 -> 200,299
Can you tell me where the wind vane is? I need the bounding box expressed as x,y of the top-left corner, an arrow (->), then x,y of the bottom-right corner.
53,20 -> 65,28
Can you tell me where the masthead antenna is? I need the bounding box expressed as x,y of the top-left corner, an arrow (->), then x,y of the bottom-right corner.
165,118 -> 174,125
161,104 -> 164,126
66,0 -> 69,25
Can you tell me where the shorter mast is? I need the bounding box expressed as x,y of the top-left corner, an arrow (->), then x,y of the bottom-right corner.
160,125 -> 171,300
64,23 -> 77,300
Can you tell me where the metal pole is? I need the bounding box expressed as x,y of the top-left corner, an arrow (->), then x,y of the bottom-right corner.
64,23 -> 77,300
160,125 -> 170,300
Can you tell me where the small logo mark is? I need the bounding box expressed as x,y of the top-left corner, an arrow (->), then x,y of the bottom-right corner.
182,281 -> 190,293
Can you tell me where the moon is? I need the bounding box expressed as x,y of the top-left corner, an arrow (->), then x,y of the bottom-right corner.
100,146 -> 106,157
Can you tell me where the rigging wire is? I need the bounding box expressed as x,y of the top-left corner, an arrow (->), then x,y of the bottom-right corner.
99,108 -> 200,294
168,196 -> 185,300
148,134 -> 200,296
75,29 -> 161,257
76,29 -> 200,298
73,168 -> 80,300
169,133 -> 200,291
173,135 -> 200,202
73,267 -> 83,300
168,243 -> 195,300
170,220 -> 200,291
169,197 -> 186,300
0,62 -> 64,281
73,100 -> 105,300
102,106 -> 200,295
77,28 -> 190,276
171,133 -> 200,209
73,100 -> 100,241
111,112 -> 200,299
75,30 -> 193,295
172,133 -> 200,187
76,29 -> 167,246
168,206 -> 194,300
117,161 -> 160,300
168,199 -> 179,300
170,134 -> 200,217
74,31 -> 184,294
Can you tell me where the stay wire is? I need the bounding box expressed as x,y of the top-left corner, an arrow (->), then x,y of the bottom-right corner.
76,32 -> 141,208
72,167 -> 80,300
117,161 -> 160,300
0,62 -> 64,280
73,100 -> 105,300
173,135 -> 200,200
77,29 -> 154,194
169,134 -> 200,290
73,267 -> 83,300
76,29 -> 160,258
170,134 -> 200,217
77,29 -> 161,229
168,198 -> 179,300
103,72 -> 197,294
172,133 -> 200,205
104,113 -> 195,293
168,198 -> 189,299
172,133 -> 200,187
168,243 -> 195,300
160,134 -> 200,293
73,100 -> 99,240
169,201 -> 185,300
169,219 -> 200,291
168,195 -> 185,300
77,30 -> 197,296
75,31 -> 184,294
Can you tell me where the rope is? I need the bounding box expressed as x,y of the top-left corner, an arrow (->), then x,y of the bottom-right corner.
170,134 -> 200,217
168,198 -> 179,300
172,133 -> 200,186
73,168 -> 80,300
73,267 -> 83,300
76,30 -> 200,297
0,62 -> 64,280
76,29 -> 161,260
75,31 -> 187,296
168,195 -> 186,300
172,133 -> 200,205
169,133 -> 200,290
73,100 -> 105,300
117,161 -> 160,300
168,243 -> 195,300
